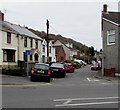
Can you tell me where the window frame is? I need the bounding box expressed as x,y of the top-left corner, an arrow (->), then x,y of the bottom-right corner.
42,45 -> 45,53
7,32 -> 11,44
35,40 -> 38,49
107,30 -> 116,45
24,37 -> 27,47
3,49 -> 15,62
30,38 -> 33,48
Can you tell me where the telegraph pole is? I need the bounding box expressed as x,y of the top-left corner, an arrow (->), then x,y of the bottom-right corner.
46,19 -> 49,63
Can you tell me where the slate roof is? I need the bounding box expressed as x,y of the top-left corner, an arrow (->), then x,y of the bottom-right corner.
102,11 -> 120,25
0,21 -> 18,34
4,21 -> 42,40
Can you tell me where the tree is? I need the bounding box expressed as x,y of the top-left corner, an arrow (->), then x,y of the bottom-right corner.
89,46 -> 95,56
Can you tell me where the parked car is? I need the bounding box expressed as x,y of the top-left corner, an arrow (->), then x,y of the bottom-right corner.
91,61 -> 102,70
91,65 -> 99,70
64,63 -> 75,73
74,59 -> 87,66
30,63 -> 51,82
50,63 -> 66,78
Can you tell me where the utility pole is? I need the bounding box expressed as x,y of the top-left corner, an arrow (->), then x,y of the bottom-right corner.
46,19 -> 49,63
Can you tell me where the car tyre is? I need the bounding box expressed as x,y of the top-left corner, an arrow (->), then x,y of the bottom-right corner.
30,76 -> 35,82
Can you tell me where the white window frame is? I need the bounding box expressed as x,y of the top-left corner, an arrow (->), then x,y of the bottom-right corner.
107,30 -> 116,45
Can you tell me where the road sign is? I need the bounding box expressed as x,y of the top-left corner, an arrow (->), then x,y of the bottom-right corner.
25,50 -> 30,55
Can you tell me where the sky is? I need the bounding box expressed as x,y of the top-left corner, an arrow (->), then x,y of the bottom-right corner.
0,0 -> 119,51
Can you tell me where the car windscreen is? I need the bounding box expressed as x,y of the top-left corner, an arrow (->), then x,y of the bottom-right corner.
50,63 -> 64,68
64,63 -> 72,66
34,64 -> 49,70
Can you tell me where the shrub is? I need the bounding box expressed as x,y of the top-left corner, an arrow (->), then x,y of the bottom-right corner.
2,68 -> 26,77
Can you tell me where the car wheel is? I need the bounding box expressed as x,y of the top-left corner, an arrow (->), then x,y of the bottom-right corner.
62,73 -> 66,78
72,69 -> 74,73
30,76 -> 35,82
46,77 -> 51,83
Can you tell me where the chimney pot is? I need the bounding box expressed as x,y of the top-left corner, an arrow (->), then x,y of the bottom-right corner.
103,4 -> 107,13
0,11 -> 4,21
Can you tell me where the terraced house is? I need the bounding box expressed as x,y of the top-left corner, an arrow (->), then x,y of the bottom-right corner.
0,11 -> 42,69
102,5 -> 120,76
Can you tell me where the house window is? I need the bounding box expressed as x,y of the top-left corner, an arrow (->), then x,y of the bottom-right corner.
3,51 -> 7,62
3,49 -> 15,62
24,37 -> 27,47
23,52 -> 27,62
7,32 -> 11,43
30,54 -> 32,61
35,40 -> 38,49
107,30 -> 116,45
30,38 -> 33,48
49,46 -> 51,53
42,45 -> 45,52
42,55 -> 45,63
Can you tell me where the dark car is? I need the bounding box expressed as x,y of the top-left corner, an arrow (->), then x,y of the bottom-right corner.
50,63 -> 66,78
30,63 -> 51,82
64,63 -> 75,73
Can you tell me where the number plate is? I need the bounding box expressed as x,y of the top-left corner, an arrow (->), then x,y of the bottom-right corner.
53,69 -> 58,71
37,70 -> 45,73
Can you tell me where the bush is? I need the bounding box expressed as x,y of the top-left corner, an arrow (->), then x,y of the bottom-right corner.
2,68 -> 26,77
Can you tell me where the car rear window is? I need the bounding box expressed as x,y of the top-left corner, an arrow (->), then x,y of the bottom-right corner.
35,64 -> 49,70
51,63 -> 64,68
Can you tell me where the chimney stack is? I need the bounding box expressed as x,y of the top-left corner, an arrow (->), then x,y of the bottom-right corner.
0,11 -> 4,21
103,4 -> 107,13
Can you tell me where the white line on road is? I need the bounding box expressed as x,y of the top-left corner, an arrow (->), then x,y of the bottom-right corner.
54,96 -> 119,101
87,77 -> 100,82
55,101 -> 120,107
1,83 -> 52,87
54,97 -> 120,107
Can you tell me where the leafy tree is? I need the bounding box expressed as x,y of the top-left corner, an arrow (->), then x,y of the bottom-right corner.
89,46 -> 95,56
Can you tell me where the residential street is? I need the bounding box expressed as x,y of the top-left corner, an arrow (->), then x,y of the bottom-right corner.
2,65 -> 119,108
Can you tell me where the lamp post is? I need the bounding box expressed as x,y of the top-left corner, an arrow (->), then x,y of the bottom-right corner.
46,19 -> 49,63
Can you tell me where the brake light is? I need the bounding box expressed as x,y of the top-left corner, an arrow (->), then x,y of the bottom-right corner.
48,70 -> 51,75
31,67 -> 34,74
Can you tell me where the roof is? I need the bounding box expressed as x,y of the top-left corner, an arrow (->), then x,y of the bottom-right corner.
0,21 -> 18,34
102,12 -> 120,25
4,21 -> 43,40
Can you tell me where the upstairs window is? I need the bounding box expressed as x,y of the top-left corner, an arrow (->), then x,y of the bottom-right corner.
42,45 -> 45,52
30,38 -> 33,48
7,32 -> 11,44
35,40 -> 38,49
107,30 -> 116,45
24,37 -> 27,47
49,46 -> 51,53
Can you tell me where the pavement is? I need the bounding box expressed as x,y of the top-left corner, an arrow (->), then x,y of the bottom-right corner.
1,74 -> 49,86
1,69 -> 119,86
94,70 -> 120,81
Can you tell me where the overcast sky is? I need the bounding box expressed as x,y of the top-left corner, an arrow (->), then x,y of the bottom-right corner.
0,0 -> 119,50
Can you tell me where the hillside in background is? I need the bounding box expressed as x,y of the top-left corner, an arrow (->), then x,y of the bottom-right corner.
29,28 -> 89,55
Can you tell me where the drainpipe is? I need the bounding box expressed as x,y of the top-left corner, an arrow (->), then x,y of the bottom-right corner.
17,34 -> 19,66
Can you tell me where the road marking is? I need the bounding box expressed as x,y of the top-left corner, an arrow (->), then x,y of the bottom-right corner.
54,97 -> 119,107
87,77 -> 100,82
1,83 -> 52,87
54,96 -> 119,101
55,101 -> 119,107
